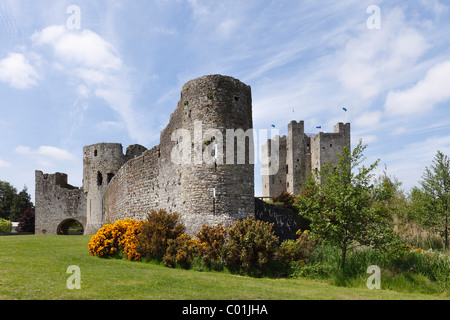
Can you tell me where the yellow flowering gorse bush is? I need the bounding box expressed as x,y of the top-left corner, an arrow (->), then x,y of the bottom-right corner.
88,219 -> 143,260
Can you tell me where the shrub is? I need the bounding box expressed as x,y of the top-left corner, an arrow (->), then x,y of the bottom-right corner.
0,218 -> 12,233
16,208 -> 35,233
224,216 -> 279,276
271,191 -> 295,209
88,219 -> 143,260
163,234 -> 197,269
278,230 -> 317,266
137,209 -> 185,260
388,246 -> 450,289
120,220 -> 144,261
195,223 -> 227,268
278,240 -> 302,265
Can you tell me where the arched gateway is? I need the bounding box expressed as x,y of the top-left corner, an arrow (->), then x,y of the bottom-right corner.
57,219 -> 84,235
34,171 -> 87,235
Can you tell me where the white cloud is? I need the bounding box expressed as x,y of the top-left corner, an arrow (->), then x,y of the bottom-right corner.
383,135 -> 450,190
186,0 -> 210,17
359,135 -> 378,144
96,121 -> 125,132
385,60 -> 450,116
32,25 -> 149,144
0,52 -> 40,89
151,26 -> 177,36
0,159 -> 12,168
336,8 -> 429,100
420,0 -> 448,16
77,84 -> 90,97
354,111 -> 383,129
32,25 -> 122,71
216,19 -> 236,38
15,145 -> 76,166
392,127 -> 407,135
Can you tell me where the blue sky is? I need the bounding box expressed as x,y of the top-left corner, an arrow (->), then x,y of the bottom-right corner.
1,0 -> 450,202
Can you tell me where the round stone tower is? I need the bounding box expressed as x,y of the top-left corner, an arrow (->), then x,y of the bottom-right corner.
83,143 -> 126,234
160,74 -> 255,233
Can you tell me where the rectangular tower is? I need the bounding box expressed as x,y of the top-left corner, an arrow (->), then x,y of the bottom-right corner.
311,122 -> 350,174
261,120 -> 350,198
286,120 -> 311,195
262,135 -> 286,198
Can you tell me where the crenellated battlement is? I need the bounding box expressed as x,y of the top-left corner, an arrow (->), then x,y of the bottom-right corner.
34,74 -> 350,237
35,75 -> 255,235
262,121 -> 350,197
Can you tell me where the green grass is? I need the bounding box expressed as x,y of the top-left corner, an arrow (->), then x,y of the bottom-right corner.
0,235 -> 447,300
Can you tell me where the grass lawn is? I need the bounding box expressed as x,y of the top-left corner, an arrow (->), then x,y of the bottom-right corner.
0,235 -> 447,300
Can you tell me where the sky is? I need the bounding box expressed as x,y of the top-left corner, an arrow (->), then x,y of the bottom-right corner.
1,0 -> 450,202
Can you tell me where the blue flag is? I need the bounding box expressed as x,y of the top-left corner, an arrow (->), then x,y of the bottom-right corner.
271,124 -> 275,128
343,107 -> 348,112
316,126 -> 321,129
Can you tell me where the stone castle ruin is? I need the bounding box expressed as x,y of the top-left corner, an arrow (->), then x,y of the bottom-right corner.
262,121 -> 350,198
35,74 -> 350,239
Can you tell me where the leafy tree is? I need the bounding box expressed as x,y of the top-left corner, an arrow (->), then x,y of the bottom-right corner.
374,167 -> 410,220
16,208 -> 35,233
0,182 -> 34,221
11,186 -> 34,221
0,181 -> 17,220
413,151 -> 450,249
294,141 -> 396,270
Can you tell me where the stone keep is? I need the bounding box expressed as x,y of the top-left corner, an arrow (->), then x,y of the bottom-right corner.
262,120 -> 350,198
35,75 -> 254,235
104,75 -> 254,235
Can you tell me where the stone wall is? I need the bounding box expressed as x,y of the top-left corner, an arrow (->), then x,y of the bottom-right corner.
287,120 -> 312,194
311,122 -> 350,174
104,75 -> 255,235
262,121 -> 350,198
262,135 -> 286,198
82,142 -> 147,234
35,171 -> 86,234
254,198 -> 298,242
83,143 -> 127,234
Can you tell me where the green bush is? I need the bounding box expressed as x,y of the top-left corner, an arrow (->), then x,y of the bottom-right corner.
163,234 -> 196,269
16,208 -> 35,233
388,248 -> 450,290
137,209 -> 185,260
301,242 -> 450,294
223,216 -> 279,276
278,230 -> 317,266
195,223 -> 227,269
271,191 -> 295,209
278,240 -> 302,265
0,218 -> 12,233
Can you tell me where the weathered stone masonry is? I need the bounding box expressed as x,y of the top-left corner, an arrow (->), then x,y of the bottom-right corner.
262,120 -> 350,198
104,75 -> 254,235
35,75 -> 255,236
34,74 -> 351,239
35,171 -> 86,234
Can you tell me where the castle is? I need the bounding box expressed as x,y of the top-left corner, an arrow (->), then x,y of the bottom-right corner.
34,74 -> 350,239
262,121 -> 350,197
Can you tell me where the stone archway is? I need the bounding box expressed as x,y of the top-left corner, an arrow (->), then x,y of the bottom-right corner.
57,219 -> 84,235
